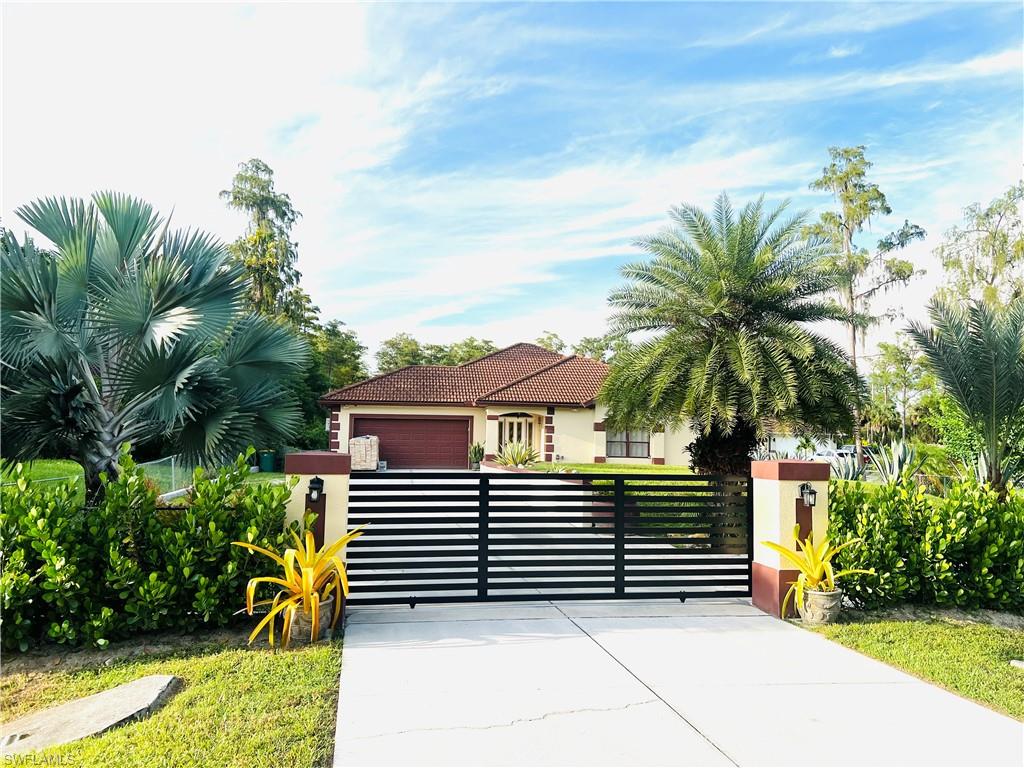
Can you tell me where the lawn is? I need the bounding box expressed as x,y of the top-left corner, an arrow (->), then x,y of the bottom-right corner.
1,458 -> 84,485
1,629 -> 343,767
248,470 -> 286,484
814,616 -> 1024,721
534,462 -> 692,474
1,458 -> 286,493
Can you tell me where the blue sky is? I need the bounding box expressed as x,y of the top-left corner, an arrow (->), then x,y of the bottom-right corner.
3,2 -> 1022,363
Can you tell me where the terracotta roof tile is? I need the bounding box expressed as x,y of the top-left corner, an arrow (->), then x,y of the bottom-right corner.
320,343 -> 607,407
478,356 -> 608,405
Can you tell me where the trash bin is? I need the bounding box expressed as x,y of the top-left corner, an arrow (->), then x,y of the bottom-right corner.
258,450 -> 276,473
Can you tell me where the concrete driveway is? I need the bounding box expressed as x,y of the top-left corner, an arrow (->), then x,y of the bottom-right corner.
333,599 -> 1023,767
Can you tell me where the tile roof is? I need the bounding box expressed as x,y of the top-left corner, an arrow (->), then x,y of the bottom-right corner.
477,356 -> 610,405
320,343 -> 609,407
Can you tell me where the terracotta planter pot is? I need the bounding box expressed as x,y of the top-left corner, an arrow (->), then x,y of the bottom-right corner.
797,587 -> 843,625
288,594 -> 336,646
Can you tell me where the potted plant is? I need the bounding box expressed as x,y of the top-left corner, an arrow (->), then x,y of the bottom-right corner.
762,525 -> 872,625
468,442 -> 485,470
232,526 -> 366,647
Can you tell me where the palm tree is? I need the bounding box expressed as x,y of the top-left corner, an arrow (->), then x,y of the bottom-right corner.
601,193 -> 860,474
907,299 -> 1024,495
1,193 -> 309,498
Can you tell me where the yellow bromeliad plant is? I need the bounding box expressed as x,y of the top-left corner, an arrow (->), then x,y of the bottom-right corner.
762,525 -> 873,617
232,526 -> 366,647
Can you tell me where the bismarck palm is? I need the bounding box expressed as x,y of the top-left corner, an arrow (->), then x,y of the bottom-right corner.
1,192 -> 309,497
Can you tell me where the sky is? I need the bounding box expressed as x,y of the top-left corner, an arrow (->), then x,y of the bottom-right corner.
3,2 -> 1022,368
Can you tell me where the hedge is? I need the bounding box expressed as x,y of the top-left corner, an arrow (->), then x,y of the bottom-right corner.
828,479 -> 1024,611
0,448 -> 297,651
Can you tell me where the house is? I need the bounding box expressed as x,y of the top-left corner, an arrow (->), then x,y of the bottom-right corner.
320,343 -> 696,469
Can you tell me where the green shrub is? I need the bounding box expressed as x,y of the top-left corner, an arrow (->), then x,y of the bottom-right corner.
0,447 -> 297,651
828,479 -> 1024,612
828,480 -> 923,608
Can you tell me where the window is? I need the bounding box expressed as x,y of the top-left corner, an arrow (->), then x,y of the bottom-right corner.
606,430 -> 650,458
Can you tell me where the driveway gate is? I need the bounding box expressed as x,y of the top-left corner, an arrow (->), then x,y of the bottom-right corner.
345,471 -> 751,605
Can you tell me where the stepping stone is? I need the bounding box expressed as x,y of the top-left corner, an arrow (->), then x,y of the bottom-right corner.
1011,660 -> 1024,670
1,674 -> 181,755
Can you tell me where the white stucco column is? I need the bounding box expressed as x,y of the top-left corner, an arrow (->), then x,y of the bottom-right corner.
483,414 -> 500,460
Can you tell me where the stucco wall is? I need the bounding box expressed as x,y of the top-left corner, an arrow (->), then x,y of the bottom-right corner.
663,423 -> 696,467
551,407 -> 595,463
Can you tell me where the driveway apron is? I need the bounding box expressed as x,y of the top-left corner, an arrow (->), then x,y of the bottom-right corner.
332,600 -> 1023,767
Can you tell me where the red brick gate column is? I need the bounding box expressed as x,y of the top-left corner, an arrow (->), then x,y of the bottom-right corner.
750,460 -> 831,617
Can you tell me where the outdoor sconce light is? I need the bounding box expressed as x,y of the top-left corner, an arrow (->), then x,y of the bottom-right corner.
799,481 -> 817,508
308,476 -> 325,503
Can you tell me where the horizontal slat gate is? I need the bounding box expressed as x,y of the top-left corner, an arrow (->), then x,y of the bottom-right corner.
345,471 -> 751,605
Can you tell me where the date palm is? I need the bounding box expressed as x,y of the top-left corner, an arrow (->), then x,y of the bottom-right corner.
908,299 -> 1024,495
601,193 -> 860,473
1,192 -> 309,498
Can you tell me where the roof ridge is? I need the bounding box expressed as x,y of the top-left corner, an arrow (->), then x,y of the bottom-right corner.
476,355 -> 575,400
457,342 -> 554,368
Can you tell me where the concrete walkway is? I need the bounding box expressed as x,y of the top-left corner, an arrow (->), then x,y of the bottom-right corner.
333,599 -> 1023,767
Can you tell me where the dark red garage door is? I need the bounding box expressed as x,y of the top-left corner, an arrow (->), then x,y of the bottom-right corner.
352,417 -> 470,469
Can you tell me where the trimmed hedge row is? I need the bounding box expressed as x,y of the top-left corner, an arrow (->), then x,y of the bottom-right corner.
828,479 -> 1024,611
1,450 -> 297,651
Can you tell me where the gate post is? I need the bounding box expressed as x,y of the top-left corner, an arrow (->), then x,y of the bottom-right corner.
613,477 -> 625,597
749,460 -> 830,618
284,451 -> 351,549
478,476 -> 489,599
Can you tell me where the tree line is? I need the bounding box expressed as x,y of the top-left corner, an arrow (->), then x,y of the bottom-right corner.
2,148 -> 1020,495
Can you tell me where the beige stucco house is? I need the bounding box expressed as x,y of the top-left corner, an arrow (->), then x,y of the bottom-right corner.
320,343 -> 696,469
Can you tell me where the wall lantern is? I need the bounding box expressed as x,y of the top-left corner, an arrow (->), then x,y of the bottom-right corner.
799,481 -> 817,508
308,476 -> 325,503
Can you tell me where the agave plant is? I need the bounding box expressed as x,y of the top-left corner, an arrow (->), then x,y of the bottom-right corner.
762,525 -> 873,617
869,441 -> 926,485
468,442 -> 485,464
830,454 -> 865,481
233,526 -> 366,648
1,193 -> 309,498
972,452 -> 1023,490
496,441 -> 539,467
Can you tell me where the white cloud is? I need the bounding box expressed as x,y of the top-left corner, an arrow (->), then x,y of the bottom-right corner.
828,44 -> 862,59
2,2 -> 1020,366
688,3 -> 948,49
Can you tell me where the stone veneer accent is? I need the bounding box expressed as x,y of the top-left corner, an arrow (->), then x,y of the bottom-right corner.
329,407 -> 341,450
544,410 -> 555,462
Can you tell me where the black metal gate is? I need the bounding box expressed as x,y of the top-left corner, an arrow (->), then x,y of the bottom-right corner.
345,471 -> 751,605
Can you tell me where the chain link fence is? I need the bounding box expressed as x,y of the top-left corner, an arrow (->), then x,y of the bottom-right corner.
138,455 -> 202,496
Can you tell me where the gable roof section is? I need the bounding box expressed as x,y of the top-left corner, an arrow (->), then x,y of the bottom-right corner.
477,356 -> 609,406
320,343 -> 608,407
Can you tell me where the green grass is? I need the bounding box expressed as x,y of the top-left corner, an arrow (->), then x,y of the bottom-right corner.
814,618 -> 1024,721
2,458 -> 84,485
533,462 -> 692,474
247,471 -> 286,484
1,632 -> 343,767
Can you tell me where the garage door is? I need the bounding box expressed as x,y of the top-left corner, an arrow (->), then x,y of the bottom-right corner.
351,417 -> 470,469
